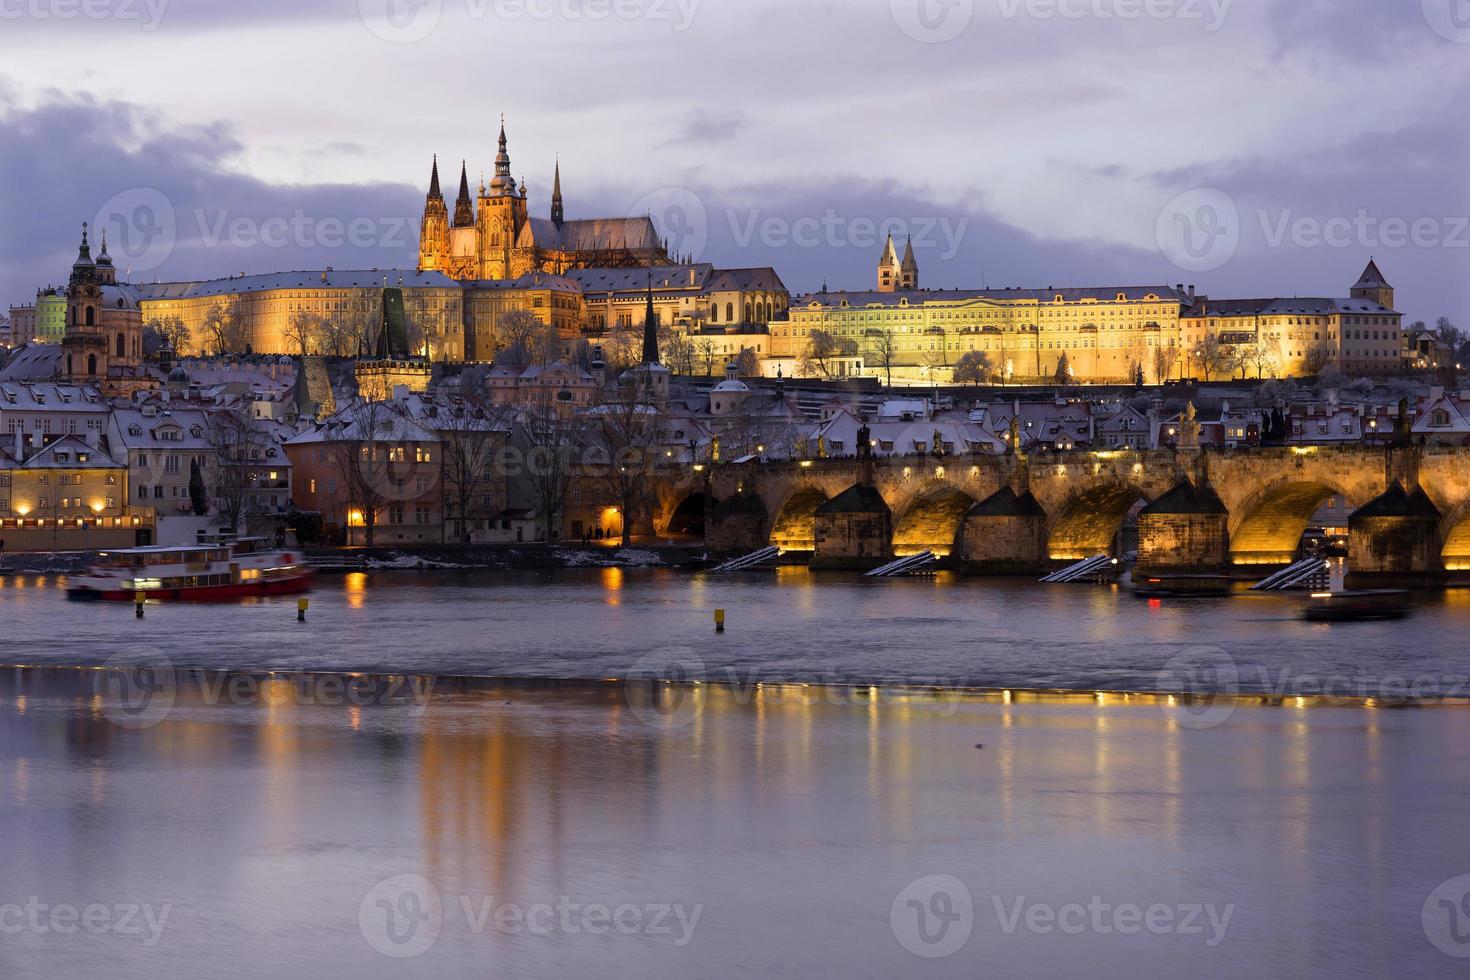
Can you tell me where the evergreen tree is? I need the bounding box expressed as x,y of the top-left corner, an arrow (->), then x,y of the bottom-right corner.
188,458 -> 209,516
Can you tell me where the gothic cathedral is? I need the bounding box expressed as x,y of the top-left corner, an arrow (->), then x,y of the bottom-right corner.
418,122 -> 670,282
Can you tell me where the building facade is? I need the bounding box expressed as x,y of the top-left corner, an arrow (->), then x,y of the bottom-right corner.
137,270 -> 464,360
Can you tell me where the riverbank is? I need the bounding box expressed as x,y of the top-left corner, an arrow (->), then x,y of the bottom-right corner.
0,543 -> 709,575
304,543 -> 706,572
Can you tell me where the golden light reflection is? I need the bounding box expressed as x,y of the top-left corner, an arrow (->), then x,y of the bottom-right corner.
345,572 -> 368,609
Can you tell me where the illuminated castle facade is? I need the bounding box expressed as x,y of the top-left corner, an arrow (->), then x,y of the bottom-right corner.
418,122 -> 670,282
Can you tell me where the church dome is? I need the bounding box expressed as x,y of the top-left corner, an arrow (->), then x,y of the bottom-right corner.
99,284 -> 139,312
712,379 -> 750,394
168,363 -> 191,384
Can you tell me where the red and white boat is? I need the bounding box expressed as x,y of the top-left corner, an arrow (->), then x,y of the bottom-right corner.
67,535 -> 313,602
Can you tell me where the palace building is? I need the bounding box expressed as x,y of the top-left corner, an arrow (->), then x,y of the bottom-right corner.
417,122 -> 669,281
767,243 -> 1404,385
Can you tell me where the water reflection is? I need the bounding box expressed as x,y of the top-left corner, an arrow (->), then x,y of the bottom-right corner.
1,668 -> 1468,978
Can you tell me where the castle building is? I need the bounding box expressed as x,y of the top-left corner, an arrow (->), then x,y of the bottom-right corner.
1180,260 -> 1402,378
136,270 -> 463,360
767,240 -> 1403,385
417,122 -> 670,281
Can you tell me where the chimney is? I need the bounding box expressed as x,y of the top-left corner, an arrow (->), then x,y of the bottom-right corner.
1189,284 -> 1196,298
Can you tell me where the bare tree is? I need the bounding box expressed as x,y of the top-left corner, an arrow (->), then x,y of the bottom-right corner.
801,330 -> 856,379
659,326 -> 696,376
284,310 -> 324,357
142,315 -> 191,357
1191,335 -> 1229,382
1151,344 -> 1180,384
732,347 -> 760,378
1303,341 -> 1334,376
201,301 -> 247,355
1240,342 -> 1275,379
952,349 -> 991,385
694,337 -> 719,376
866,330 -> 899,387
432,393 -> 505,545
1054,352 -> 1072,384
516,392 -> 587,543
592,382 -> 666,548
331,400 -> 397,547
207,401 -> 271,532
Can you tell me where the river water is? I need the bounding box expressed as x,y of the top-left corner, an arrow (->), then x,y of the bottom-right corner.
4,571 -> 1470,977
3,568 -> 1470,697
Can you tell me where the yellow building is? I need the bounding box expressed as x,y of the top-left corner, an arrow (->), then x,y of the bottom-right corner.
770,285 -> 1188,384
0,434 -> 155,548
1178,261 -> 1403,378
137,270 -> 463,359
770,247 -> 1402,384
462,273 -> 585,362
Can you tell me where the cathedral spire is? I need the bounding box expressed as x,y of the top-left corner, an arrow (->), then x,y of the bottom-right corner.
642,275 -> 660,365
489,115 -> 517,196
428,155 -> 442,200
495,116 -> 512,178
551,156 -> 564,225
453,160 -> 474,227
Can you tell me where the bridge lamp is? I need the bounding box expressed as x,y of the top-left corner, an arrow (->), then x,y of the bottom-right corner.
935,467 -> 945,479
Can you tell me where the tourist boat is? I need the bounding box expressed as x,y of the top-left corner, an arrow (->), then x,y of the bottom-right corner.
1129,574 -> 1235,599
1301,590 -> 1411,623
66,537 -> 313,602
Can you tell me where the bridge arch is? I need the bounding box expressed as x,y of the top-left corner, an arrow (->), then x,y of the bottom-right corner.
665,491 -> 709,538
1439,500 -> 1470,571
769,485 -> 829,551
892,481 -> 976,557
1228,477 -> 1354,566
1047,483 -> 1151,561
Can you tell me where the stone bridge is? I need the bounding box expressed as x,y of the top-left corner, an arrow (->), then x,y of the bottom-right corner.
652,446 -> 1470,582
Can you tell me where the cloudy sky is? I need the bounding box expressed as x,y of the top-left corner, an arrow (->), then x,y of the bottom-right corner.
1,0 -> 1466,323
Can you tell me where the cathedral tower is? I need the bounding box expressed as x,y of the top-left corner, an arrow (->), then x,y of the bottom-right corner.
477,119 -> 529,279
417,156 -> 450,273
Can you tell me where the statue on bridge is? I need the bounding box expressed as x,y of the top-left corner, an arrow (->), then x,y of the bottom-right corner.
856,419 -> 873,461
1180,401 -> 1202,449
932,430 -> 945,457
1008,415 -> 1022,456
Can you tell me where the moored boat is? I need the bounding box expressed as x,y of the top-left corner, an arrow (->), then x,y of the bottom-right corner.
66,536 -> 313,602
1301,590 -> 1410,623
